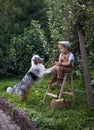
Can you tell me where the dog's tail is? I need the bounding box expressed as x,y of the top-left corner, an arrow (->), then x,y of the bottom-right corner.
6,87 -> 14,94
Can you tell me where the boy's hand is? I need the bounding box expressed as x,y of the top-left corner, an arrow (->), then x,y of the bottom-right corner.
54,61 -> 61,66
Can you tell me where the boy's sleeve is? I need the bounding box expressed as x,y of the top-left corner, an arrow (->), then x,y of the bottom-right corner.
69,53 -> 74,61
69,53 -> 75,67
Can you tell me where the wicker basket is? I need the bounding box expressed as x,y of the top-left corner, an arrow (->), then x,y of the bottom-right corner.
51,98 -> 71,109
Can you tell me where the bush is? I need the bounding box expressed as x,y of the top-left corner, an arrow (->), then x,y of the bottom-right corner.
8,20 -> 47,75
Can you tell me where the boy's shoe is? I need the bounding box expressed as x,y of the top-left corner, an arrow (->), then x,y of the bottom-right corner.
48,78 -> 57,85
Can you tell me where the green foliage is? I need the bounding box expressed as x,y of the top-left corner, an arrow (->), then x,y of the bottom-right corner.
0,0 -> 94,128
9,20 -> 47,74
45,0 -> 79,65
0,0 -> 48,76
0,0 -> 48,48
0,73 -> 94,130
44,0 -> 94,70
0,0 -> 94,76
71,0 -> 94,68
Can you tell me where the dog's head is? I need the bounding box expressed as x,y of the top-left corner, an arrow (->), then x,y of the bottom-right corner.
31,55 -> 43,66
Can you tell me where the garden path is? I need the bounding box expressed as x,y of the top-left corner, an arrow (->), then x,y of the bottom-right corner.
0,109 -> 21,130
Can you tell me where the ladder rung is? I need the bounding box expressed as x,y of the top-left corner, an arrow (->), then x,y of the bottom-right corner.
62,91 -> 74,96
46,93 -> 58,98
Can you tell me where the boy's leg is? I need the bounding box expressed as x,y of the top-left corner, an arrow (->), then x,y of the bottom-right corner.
53,66 -> 72,86
53,66 -> 63,86
48,67 -> 57,84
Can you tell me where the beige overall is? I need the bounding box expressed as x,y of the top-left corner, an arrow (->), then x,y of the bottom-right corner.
51,53 -> 73,85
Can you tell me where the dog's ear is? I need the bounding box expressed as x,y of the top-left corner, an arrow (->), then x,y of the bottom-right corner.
31,55 -> 38,66
31,54 -> 36,66
31,58 -> 34,66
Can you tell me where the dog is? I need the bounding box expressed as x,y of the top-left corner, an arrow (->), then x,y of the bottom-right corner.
6,55 -> 54,101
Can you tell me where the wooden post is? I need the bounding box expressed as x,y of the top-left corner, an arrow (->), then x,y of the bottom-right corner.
78,30 -> 94,107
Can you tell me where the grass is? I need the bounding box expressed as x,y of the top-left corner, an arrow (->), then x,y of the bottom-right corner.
0,74 -> 94,130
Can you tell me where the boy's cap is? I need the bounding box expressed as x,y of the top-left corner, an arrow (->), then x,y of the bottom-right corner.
58,41 -> 71,48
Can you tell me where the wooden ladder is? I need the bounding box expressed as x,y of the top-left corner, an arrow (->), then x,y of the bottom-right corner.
43,72 -> 74,102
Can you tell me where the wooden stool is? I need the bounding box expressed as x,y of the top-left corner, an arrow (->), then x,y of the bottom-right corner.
58,72 -> 74,99
43,72 -> 74,102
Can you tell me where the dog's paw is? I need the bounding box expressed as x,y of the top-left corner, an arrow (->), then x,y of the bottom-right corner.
6,87 -> 13,94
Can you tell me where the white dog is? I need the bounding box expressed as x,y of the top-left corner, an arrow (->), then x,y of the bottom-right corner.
6,55 -> 54,101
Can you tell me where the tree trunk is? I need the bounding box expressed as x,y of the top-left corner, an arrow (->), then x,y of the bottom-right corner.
78,30 -> 94,107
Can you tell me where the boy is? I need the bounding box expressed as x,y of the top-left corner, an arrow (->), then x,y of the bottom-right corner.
49,41 -> 74,86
